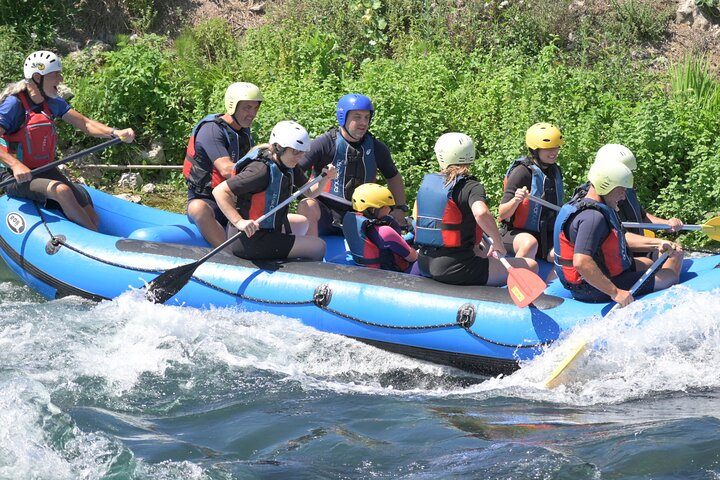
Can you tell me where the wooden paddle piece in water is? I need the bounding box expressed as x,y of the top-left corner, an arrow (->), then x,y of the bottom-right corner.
543,250 -> 672,388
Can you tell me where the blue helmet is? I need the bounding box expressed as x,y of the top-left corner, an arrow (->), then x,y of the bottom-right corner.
336,93 -> 374,127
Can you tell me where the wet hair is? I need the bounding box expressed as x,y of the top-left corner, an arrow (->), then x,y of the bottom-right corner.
441,165 -> 471,187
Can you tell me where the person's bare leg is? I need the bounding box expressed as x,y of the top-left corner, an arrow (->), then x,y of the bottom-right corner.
512,232 -> 539,259
187,199 -> 226,247
654,250 -> 684,290
46,181 -> 97,231
288,213 -> 309,236
297,198 -> 321,237
288,236 -> 326,260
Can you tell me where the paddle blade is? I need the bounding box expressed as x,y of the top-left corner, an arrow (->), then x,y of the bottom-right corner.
506,267 -> 547,308
701,216 -> 720,241
144,261 -> 200,304
544,338 -> 588,389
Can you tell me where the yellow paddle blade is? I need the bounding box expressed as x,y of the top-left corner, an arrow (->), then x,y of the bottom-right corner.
544,338 -> 588,389
701,216 -> 720,242
643,229 -> 655,238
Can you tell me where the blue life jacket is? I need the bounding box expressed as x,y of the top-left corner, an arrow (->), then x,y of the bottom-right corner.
415,173 -> 481,248
572,182 -> 648,237
617,188 -> 645,234
342,211 -> 407,271
324,130 -> 377,201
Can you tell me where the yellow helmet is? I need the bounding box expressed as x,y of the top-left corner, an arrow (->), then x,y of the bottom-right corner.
594,143 -> 637,171
352,183 -> 395,212
588,160 -> 633,196
224,82 -> 263,114
526,122 -> 564,150
434,133 -> 475,170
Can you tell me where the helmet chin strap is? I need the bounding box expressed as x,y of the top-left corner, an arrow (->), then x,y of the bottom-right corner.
231,111 -> 243,128
341,126 -> 362,142
30,75 -> 50,102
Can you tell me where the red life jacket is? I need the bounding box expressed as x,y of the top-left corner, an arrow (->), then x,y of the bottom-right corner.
183,114 -> 253,196
502,156 -> 563,232
554,199 -> 633,287
0,91 -> 57,168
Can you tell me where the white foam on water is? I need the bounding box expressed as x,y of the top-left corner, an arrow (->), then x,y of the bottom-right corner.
8,280 -> 720,407
1,288 -> 464,400
473,286 -> 720,406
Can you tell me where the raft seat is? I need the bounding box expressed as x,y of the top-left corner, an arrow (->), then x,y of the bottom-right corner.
127,225 -> 210,248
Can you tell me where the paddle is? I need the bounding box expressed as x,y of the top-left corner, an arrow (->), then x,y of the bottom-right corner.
622,218 -> 720,241
482,233 -> 547,308
145,172 -> 327,304
0,137 -> 122,189
527,195 -> 720,240
543,249 -> 672,388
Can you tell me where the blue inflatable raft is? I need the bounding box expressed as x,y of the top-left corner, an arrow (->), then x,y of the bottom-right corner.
1,186 -> 719,376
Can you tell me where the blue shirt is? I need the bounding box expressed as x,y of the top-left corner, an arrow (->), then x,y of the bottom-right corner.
0,94 -> 71,134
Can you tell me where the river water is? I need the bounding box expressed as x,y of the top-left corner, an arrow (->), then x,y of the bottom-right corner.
2,260 -> 720,479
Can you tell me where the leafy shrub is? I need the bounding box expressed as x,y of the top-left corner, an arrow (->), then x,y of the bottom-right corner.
0,26 -> 26,86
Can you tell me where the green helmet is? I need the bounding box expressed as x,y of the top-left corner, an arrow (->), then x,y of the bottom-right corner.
224,82 -> 263,114
434,133 -> 475,170
594,143 -> 637,171
526,122 -> 564,150
588,160 -> 633,196
352,183 -> 395,212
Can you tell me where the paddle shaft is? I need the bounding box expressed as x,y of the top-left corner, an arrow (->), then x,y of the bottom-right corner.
621,222 -> 701,232
607,249 -> 671,314
0,137 -> 122,189
526,195 -> 702,233
190,172 -> 327,266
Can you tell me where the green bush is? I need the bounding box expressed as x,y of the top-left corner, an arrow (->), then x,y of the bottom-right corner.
54,3 -> 720,248
0,26 -> 26,86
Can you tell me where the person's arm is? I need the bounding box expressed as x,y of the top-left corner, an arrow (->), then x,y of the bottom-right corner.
386,173 -> 407,206
302,164 -> 337,198
0,126 -> 32,182
645,212 -> 683,232
61,109 -> 135,143
376,225 -> 418,262
574,253 -> 633,307
212,180 -> 260,237
625,231 -> 682,254
498,187 -> 529,221
498,167 -> 532,221
472,200 -> 506,257
385,173 -> 407,224
213,157 -> 235,179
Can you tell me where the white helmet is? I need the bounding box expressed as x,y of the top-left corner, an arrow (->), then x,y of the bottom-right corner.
270,120 -> 311,152
434,132 -> 475,170
24,50 -> 62,79
595,143 -> 637,171
588,160 -> 633,196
